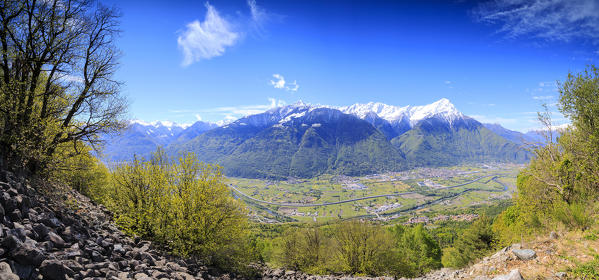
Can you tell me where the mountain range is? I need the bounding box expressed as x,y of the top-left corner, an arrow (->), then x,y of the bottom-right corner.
100,99 -> 544,178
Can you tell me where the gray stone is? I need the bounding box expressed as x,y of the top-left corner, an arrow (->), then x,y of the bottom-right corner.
512,248 -> 537,260
9,243 -> 45,266
555,272 -> 567,278
2,235 -> 22,250
6,261 -> 35,280
0,262 -> 19,280
32,223 -> 50,239
39,260 -> 75,280
113,243 -> 125,254
8,209 -> 20,222
134,272 -> 150,280
550,231 -> 559,239
492,269 -> 524,280
46,231 -> 66,248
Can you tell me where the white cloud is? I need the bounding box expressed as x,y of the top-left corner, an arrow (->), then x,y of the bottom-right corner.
211,98 -> 285,126
177,3 -> 239,66
58,74 -> 84,84
444,80 -> 452,84
270,74 -> 286,89
195,114 -> 202,121
268,97 -> 286,108
248,0 -> 266,24
471,115 -> 518,125
533,95 -> 554,100
473,0 -> 599,44
201,98 -> 287,120
270,74 -> 300,92
287,80 -> 299,92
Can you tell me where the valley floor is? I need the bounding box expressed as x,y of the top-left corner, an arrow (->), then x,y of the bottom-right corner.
229,164 -> 521,223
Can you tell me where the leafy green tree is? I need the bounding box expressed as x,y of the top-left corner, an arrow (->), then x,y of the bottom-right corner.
0,0 -> 126,174
274,227 -> 332,274
493,65 -> 599,246
332,220 -> 400,276
392,224 -> 442,276
51,143 -> 112,203
442,215 -> 495,268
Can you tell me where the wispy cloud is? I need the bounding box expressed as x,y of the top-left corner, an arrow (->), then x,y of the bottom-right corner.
270,74 -> 285,89
177,1 -> 272,66
177,3 -> 239,66
202,98 -> 287,118
533,95 -> 554,100
270,74 -> 299,92
528,80 -> 558,101
473,0 -> 599,44
471,115 -> 518,125
57,74 -> 84,84
248,0 -> 267,24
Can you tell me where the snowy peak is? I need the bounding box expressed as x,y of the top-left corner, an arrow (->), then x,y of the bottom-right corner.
232,98 -> 465,129
408,98 -> 463,124
340,98 -> 464,126
130,120 -> 191,130
340,102 -> 410,121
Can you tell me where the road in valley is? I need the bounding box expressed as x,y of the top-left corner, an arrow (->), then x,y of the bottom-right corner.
229,174 -> 501,207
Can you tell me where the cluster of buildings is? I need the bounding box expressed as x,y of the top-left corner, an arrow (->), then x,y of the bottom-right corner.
367,202 -> 402,213
402,213 -> 480,225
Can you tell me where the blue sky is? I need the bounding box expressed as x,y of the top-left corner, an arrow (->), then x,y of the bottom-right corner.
104,0 -> 599,131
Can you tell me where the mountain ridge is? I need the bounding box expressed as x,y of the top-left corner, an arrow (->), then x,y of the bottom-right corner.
103,99 -> 533,178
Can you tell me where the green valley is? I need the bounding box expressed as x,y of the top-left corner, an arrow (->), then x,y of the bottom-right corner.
228,163 -> 521,223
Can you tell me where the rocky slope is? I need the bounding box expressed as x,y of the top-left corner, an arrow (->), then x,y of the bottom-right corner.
0,170 -> 222,280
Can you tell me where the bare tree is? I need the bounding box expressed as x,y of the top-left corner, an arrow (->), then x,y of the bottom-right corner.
0,0 -> 126,173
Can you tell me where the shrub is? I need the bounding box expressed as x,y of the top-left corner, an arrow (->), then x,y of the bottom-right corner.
392,224 -> 442,276
106,149 -> 253,273
442,215 -> 496,268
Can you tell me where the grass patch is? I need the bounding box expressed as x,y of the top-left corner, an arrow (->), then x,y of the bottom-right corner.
569,255 -> 599,279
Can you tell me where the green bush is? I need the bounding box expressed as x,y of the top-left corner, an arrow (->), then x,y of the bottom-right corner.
105,149 -> 254,274
50,144 -> 112,203
392,224 -> 442,276
270,221 -> 445,277
333,221 -> 401,276
442,215 -> 496,268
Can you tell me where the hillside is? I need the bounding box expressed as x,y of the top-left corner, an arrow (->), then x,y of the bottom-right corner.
168,105 -> 406,179
158,99 -> 530,179
0,170 -> 226,280
394,117 -> 530,167
259,230 -> 596,280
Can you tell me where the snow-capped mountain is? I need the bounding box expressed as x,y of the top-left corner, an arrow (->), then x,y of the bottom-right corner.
102,98 -> 531,178
160,98 -> 529,178
128,120 -> 190,144
340,98 -> 465,127
100,120 -> 217,162
222,98 -> 466,130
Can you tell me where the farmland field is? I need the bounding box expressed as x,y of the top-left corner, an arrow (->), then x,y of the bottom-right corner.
227,163 -> 522,223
